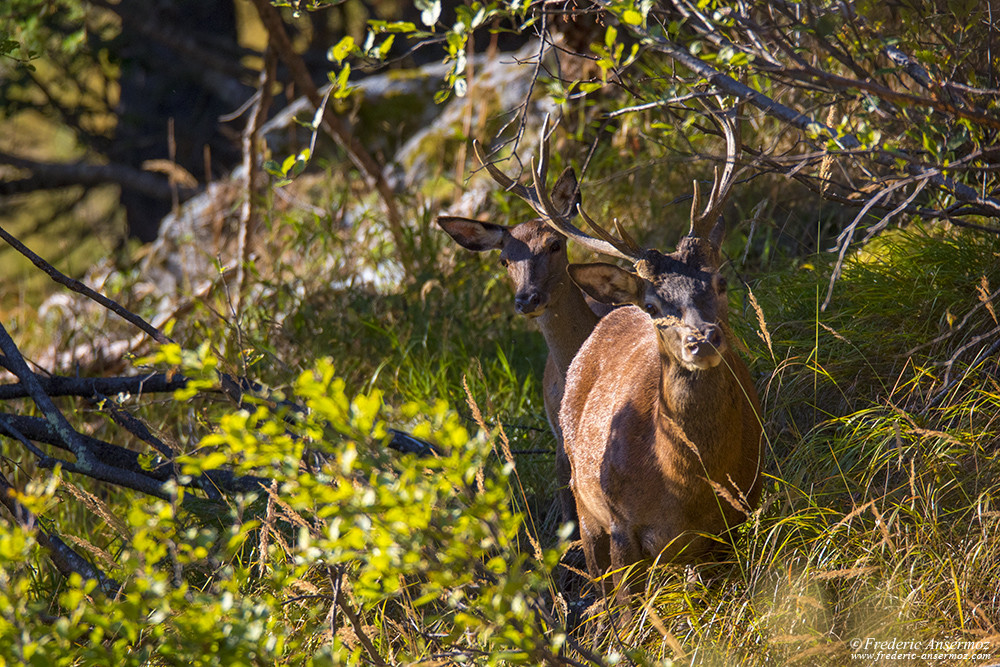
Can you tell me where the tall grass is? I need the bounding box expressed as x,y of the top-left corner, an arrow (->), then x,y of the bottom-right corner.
6,115 -> 1000,664
131,158 -> 1000,663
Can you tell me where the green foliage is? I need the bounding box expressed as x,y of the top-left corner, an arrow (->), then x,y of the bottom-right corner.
0,346 -> 567,664
4,0 -> 1000,664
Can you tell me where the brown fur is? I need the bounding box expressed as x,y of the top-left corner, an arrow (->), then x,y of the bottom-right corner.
561,236 -> 763,593
438,211 -> 600,527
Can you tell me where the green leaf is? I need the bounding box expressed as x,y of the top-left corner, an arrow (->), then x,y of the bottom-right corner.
333,64 -> 353,99
622,9 -> 642,25
378,34 -> 395,58
328,35 -> 355,65
369,20 -> 417,33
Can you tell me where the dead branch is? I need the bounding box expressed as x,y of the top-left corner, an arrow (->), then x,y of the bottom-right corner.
0,412 -> 270,497
0,225 -> 171,344
0,151 -> 196,201
235,48 -> 276,314
0,372 -> 191,401
248,0 -> 404,245
0,467 -> 120,595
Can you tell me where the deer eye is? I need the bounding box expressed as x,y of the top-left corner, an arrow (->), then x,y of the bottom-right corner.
549,240 -> 562,253
644,303 -> 659,317
716,276 -> 728,292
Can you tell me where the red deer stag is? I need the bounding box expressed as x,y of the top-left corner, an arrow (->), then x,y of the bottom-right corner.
437,165 -> 599,528
475,115 -> 763,594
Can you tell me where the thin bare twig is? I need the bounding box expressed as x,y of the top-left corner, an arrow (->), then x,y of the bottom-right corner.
925,326 -> 1000,410
821,177 -> 917,310
327,566 -> 390,666
631,27 -> 1000,217
906,284 -> 1000,357
0,225 -> 171,344
0,150 -> 195,201
248,0 -> 403,246
235,47 -> 276,314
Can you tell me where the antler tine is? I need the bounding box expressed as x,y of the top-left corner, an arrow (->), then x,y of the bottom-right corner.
613,218 -> 642,255
473,139 -> 536,203
690,107 -> 740,239
578,206 -> 624,247
536,115 -> 551,187
472,125 -> 640,263
529,158 -> 637,263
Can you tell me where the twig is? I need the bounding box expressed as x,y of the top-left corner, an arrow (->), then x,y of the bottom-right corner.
235,47 -> 276,314
603,91 -> 717,118
247,0 -> 403,247
925,327 -> 1000,410
327,566 -> 390,666
0,151 -> 195,201
822,176 -> 932,310
632,26 -> 1000,216
96,397 -> 175,461
777,66 -> 1000,130
860,178 -> 930,243
820,179 -> 906,311
905,284 -> 1000,357
0,225 -> 171,344
0,467 -> 120,595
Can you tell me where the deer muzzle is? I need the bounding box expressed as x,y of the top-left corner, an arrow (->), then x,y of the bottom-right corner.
514,290 -> 547,317
655,318 -> 726,370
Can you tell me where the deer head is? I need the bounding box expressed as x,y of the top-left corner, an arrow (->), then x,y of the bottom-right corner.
436,167 -> 581,318
475,113 -> 739,370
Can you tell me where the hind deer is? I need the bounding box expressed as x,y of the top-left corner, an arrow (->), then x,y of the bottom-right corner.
475,114 -> 763,596
437,165 -> 600,529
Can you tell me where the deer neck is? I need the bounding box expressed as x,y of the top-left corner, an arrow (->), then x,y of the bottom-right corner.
535,279 -> 598,379
655,353 -> 740,453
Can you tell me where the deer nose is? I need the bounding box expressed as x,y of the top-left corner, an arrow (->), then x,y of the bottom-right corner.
704,325 -> 723,349
515,292 -> 542,315
684,325 -> 723,355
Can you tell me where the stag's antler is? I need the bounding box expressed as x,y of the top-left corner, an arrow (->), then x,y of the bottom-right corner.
473,117 -> 641,263
689,106 -> 741,242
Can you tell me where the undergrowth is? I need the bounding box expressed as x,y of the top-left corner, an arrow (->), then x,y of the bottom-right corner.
3,128 -> 1000,665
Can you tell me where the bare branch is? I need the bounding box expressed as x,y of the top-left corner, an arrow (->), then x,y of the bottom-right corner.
635,29 -> 1000,217
822,176 -> 931,311
247,0 -> 403,245
0,372 -> 191,401
776,66 -> 1000,131
0,151 -> 195,201
0,467 -> 120,594
0,225 -> 171,344
235,48 -> 276,314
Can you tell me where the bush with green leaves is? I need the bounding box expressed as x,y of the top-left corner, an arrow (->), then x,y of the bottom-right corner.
1,344 -> 575,665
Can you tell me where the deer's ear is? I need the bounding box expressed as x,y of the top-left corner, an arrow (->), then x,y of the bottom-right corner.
550,167 -> 581,220
436,217 -> 507,251
568,263 -> 644,305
